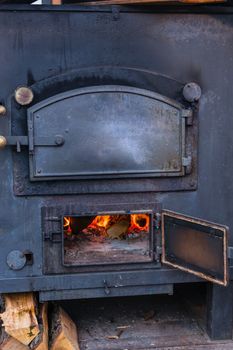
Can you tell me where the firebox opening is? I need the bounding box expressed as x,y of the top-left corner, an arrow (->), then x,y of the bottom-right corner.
63,213 -> 153,266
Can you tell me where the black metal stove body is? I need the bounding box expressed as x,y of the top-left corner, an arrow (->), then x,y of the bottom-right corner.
0,3 -> 233,339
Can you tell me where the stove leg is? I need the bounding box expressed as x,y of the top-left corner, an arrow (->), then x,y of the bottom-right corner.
206,282 -> 233,340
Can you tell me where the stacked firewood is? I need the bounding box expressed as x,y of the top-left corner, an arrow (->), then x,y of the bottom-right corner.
0,293 -> 79,350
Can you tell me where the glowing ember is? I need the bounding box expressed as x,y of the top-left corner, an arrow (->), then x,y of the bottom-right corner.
130,214 -> 149,231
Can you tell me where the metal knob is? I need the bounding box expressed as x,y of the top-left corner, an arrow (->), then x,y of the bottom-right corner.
0,105 -> 6,116
0,136 -> 7,149
183,82 -> 202,103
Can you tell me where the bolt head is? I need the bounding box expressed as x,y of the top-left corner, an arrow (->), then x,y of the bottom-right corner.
0,105 -> 6,116
0,136 -> 7,149
15,86 -> 34,106
55,135 -> 65,146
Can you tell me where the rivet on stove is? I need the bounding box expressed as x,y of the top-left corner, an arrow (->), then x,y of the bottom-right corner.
0,105 -> 6,116
15,86 -> 34,106
0,135 -> 7,149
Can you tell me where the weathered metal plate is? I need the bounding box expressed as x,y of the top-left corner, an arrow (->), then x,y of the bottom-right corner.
162,210 -> 229,286
28,85 -> 186,180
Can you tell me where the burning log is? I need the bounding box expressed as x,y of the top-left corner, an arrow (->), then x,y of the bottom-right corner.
0,293 -> 40,346
50,305 -> 79,350
107,219 -> 130,239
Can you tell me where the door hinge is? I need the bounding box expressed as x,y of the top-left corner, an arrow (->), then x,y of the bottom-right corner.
228,247 -> 233,259
181,109 -> 193,125
153,213 -> 161,230
182,156 -> 192,174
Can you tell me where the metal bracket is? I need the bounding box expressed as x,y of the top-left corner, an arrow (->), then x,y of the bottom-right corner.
182,156 -> 192,174
44,230 -> 62,243
181,109 -> 193,126
44,216 -> 62,242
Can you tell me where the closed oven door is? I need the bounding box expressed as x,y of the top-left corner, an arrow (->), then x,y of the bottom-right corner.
161,210 -> 229,286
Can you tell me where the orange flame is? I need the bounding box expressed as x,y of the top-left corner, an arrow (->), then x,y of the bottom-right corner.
89,215 -> 111,229
63,216 -> 72,234
64,216 -> 70,228
130,214 -> 149,231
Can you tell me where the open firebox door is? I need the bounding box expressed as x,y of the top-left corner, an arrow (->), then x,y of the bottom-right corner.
161,210 -> 229,286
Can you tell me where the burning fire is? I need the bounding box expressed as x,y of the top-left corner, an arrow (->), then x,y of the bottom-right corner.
64,216 -> 70,228
63,214 -> 150,237
89,215 -> 111,229
130,214 -> 149,231
63,216 -> 72,235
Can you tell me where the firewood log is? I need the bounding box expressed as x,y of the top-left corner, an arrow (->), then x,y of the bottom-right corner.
29,303 -> 48,350
107,219 -> 130,239
0,293 -> 40,346
0,326 -> 28,350
50,305 -> 79,350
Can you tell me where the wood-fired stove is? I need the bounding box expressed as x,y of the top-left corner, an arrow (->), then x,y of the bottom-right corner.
0,1 -> 233,340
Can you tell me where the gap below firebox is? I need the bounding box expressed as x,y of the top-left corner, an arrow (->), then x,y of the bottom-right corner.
61,284 -> 233,350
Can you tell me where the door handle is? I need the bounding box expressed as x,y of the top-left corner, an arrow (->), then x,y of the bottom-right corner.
0,135 -> 65,152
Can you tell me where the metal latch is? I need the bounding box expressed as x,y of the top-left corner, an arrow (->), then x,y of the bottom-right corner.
0,135 -> 65,153
43,216 -> 62,243
44,230 -> 62,243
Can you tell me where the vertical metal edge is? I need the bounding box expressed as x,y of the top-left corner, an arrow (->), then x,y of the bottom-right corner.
61,214 -> 65,267
223,226 -> 229,286
181,111 -> 186,176
161,211 -> 166,265
27,109 -> 35,180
